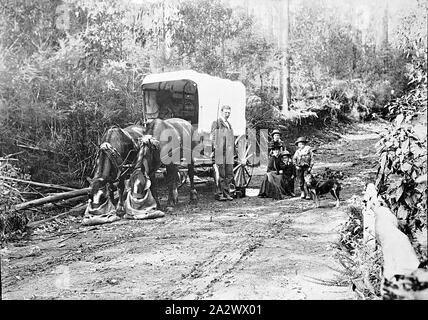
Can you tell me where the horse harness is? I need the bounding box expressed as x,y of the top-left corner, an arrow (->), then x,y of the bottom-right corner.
99,128 -> 141,182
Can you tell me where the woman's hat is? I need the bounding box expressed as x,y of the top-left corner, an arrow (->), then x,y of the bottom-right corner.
280,150 -> 291,157
295,136 -> 308,145
271,129 -> 281,136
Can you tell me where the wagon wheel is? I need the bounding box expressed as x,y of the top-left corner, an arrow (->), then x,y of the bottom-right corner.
233,134 -> 255,196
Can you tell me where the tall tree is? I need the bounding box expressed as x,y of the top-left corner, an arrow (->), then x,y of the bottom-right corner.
280,0 -> 291,116
381,0 -> 389,70
169,0 -> 252,76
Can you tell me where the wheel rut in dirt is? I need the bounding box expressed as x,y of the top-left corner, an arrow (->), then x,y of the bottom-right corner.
167,216 -> 290,300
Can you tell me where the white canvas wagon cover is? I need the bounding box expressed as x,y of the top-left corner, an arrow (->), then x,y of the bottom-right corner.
142,70 -> 246,136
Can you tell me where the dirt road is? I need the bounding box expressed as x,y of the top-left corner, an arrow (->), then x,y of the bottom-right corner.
1,121 -> 386,300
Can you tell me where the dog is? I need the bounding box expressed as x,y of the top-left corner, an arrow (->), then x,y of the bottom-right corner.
304,173 -> 341,208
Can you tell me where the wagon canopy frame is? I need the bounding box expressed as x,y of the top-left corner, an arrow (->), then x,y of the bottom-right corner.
141,70 -> 247,136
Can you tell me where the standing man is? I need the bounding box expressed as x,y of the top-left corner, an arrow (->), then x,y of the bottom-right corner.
211,105 -> 235,201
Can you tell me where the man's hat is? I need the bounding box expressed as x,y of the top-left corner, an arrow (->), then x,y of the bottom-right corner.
295,136 -> 308,145
271,129 -> 281,136
280,150 -> 291,157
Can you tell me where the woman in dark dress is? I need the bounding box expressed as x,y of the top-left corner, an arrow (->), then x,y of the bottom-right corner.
258,146 -> 286,199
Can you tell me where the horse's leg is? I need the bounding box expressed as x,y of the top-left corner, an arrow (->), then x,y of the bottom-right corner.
188,162 -> 198,203
331,188 -> 340,208
150,172 -> 161,209
108,182 -> 115,206
116,177 -> 125,216
166,164 -> 179,206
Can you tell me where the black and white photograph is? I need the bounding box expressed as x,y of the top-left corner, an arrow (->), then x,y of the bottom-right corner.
0,0 -> 427,305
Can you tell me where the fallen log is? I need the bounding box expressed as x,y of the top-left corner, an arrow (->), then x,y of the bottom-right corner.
13,187 -> 90,211
26,203 -> 87,228
364,183 -> 428,300
374,205 -> 420,279
364,184 -> 420,277
0,176 -> 77,191
362,184 -> 377,251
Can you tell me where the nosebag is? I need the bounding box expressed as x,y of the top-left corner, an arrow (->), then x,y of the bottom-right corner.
123,180 -> 165,220
82,199 -> 121,226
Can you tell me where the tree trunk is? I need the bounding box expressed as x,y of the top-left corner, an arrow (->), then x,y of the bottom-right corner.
382,1 -> 389,69
281,0 -> 291,117
382,0 -> 388,49
278,0 -> 283,102
161,0 -> 166,72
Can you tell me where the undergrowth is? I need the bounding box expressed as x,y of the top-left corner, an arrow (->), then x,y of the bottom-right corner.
333,205 -> 383,299
0,161 -> 28,244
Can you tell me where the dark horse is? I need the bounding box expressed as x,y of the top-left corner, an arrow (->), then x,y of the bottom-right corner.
87,125 -> 158,215
132,135 -> 161,207
144,118 -> 198,206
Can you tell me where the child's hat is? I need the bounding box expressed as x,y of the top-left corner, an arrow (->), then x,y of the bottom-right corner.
271,129 -> 281,136
295,136 -> 308,145
281,150 -> 291,157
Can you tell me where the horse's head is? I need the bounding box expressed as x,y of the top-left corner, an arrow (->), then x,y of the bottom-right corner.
128,169 -> 151,199
136,135 -> 161,175
87,177 -> 109,208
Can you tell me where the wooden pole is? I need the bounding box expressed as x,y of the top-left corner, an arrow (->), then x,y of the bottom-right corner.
16,143 -> 54,154
0,176 -> 78,191
42,195 -> 88,209
13,188 -> 90,211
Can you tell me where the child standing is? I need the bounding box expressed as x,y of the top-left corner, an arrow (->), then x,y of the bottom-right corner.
292,136 -> 314,199
280,150 -> 296,197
